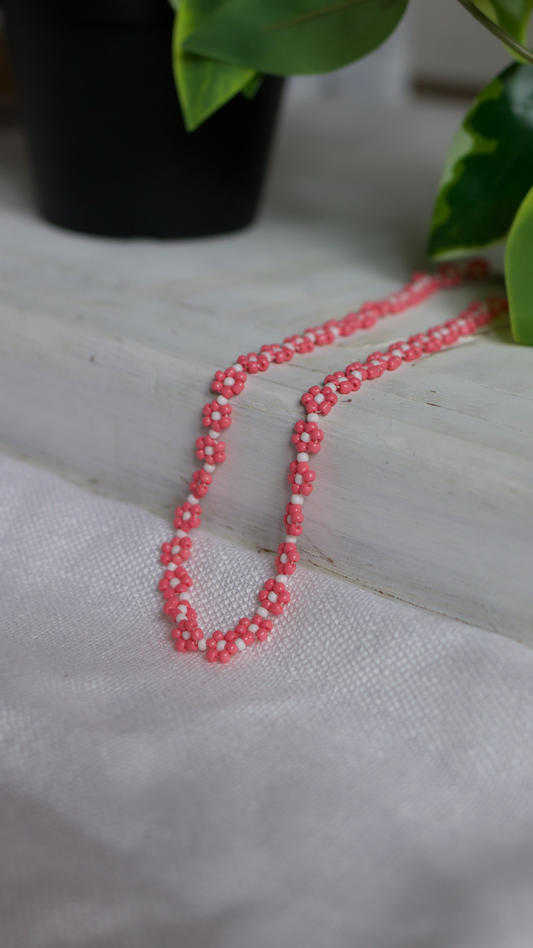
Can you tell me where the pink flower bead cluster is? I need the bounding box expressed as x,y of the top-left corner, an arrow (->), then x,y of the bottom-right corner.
159,258 -> 506,664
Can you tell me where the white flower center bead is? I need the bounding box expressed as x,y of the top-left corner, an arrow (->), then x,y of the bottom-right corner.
248,624 -> 259,633
268,591 -> 278,603
182,631 -> 191,640
314,393 -> 325,405
170,578 -> 179,588
301,432 -> 311,443
294,474 -> 303,485
211,411 -> 221,421
182,511 -> 191,521
171,545 -> 181,554
280,553 -> 288,564
223,377 -> 235,388
216,640 -> 226,651
204,446 -> 214,455
235,638 -> 246,651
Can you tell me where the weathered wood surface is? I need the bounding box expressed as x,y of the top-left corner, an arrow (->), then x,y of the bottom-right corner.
0,98 -> 532,644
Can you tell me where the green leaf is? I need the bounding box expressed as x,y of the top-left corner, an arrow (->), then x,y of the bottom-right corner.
173,3 -> 256,131
242,73 -> 263,99
428,63 -> 533,259
505,182 -> 533,343
182,0 -> 409,75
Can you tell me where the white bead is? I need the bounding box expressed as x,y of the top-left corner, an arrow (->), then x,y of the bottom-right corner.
182,511 -> 191,521
176,529 -> 187,538
248,624 -> 259,633
187,494 -> 196,504
182,631 -> 190,640
204,447 -> 214,456
171,545 -> 181,554
301,431 -> 311,443
211,411 -> 221,421
223,377 -> 235,387
314,393 -> 325,405
351,370 -> 363,379
257,606 -> 269,619
284,342 -> 295,351
331,325 -> 340,337
203,463 -> 215,473
216,640 -> 226,651
177,604 -> 188,614
170,577 -> 179,588
216,395 -> 228,406
307,413 -> 319,422
267,591 -> 278,603
209,429 -> 220,438
198,638 -> 207,651
235,638 -> 246,651
294,474 -> 303,485
263,351 -> 273,362
304,332 -> 315,341
285,535 -> 295,544
325,382 -> 336,391
275,575 -> 286,585
233,363 -> 243,371
291,495 -> 304,505
165,561 -> 176,572
297,453 -> 309,462
280,553 -> 288,564
178,592 -> 190,601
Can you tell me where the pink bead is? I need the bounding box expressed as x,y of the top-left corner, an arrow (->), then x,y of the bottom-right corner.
162,260 -> 496,664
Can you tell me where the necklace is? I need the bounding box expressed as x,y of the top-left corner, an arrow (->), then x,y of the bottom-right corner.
158,258 -> 507,664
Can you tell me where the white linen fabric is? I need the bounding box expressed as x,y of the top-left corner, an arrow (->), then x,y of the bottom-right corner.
1,453 -> 533,948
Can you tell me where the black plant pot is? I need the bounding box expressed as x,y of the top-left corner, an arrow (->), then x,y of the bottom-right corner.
3,0 -> 284,238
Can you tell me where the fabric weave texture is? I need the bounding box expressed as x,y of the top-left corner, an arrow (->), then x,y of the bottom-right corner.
1,454 -> 533,948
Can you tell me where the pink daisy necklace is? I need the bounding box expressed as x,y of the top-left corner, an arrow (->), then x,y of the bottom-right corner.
158,258 -> 507,664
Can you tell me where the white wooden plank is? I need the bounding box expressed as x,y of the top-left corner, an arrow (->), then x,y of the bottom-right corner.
0,97 -> 531,644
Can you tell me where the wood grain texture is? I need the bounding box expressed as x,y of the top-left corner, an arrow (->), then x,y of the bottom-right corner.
0,97 -> 531,643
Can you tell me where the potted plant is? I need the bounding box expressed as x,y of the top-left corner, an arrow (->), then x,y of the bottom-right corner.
1,0 -> 284,238
173,0 -> 533,344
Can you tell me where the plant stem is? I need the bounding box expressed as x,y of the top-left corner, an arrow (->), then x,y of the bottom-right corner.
456,0 -> 533,64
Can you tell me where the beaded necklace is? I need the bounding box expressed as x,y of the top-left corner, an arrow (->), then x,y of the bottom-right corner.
158,259 -> 507,664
